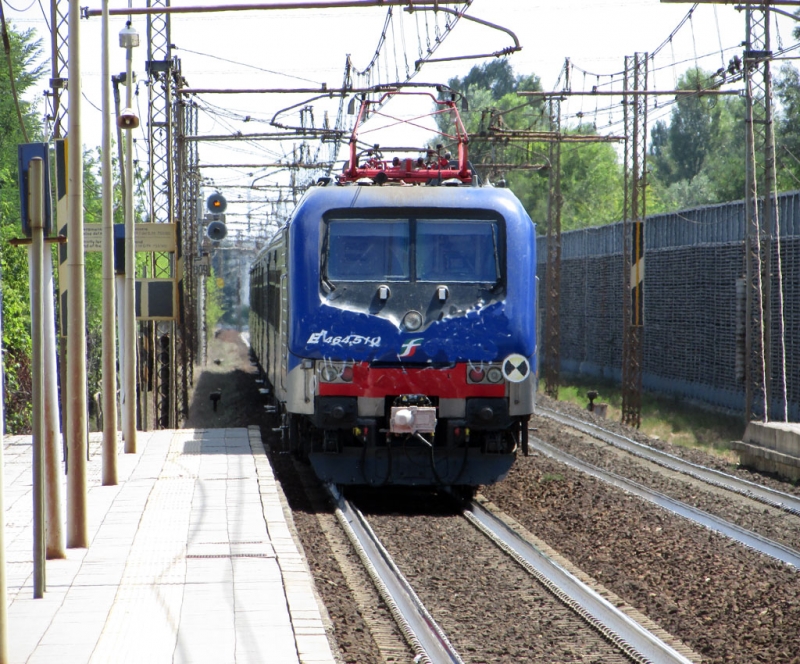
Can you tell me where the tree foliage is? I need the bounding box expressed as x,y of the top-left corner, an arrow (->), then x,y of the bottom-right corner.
647,67 -> 746,212
438,60 -> 624,231
0,23 -> 46,432
0,21 -> 127,433
775,63 -> 800,190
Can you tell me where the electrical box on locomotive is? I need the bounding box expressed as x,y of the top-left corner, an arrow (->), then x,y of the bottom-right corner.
249,90 -> 537,491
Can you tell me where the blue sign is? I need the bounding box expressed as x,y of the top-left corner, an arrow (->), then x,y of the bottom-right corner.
17,143 -> 53,237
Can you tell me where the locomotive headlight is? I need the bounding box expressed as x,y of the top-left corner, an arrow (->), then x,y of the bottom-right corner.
468,367 -> 485,383
320,366 -> 339,382
402,310 -> 423,331
486,366 -> 504,383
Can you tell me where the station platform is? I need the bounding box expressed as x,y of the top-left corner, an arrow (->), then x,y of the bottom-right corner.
731,420 -> 800,481
3,427 -> 337,664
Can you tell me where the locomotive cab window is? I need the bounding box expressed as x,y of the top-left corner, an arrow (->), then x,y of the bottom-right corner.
326,220 -> 410,281
323,214 -> 504,286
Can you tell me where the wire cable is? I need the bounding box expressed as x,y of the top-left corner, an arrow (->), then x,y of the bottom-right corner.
176,45 -> 323,86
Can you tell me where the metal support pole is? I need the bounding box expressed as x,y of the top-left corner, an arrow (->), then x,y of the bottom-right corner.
29,157 -> 46,597
621,53 -> 648,429
123,23 -> 138,453
42,256 -> 64,559
67,0 -> 88,549
744,5 -> 774,422
101,0 -> 118,483
543,96 -> 563,400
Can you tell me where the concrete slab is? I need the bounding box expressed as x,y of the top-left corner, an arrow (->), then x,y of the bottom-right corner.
3,427 -> 336,664
732,420 -> 800,481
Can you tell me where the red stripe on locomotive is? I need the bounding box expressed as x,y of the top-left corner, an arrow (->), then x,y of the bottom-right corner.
318,363 -> 505,398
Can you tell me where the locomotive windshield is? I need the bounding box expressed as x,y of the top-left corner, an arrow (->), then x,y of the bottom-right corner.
326,220 -> 410,281
325,217 -> 502,284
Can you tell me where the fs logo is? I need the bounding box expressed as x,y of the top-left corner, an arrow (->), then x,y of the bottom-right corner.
398,338 -> 424,358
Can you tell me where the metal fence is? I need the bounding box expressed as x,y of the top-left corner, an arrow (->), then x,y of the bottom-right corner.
537,191 -> 800,420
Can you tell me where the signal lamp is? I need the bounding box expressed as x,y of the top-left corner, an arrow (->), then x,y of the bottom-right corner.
340,365 -> 354,382
469,367 -> 485,383
486,367 -> 504,383
402,310 -> 423,331
320,366 -> 339,382
206,192 -> 227,213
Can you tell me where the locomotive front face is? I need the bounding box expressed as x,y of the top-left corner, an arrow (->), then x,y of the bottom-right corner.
284,186 -> 536,487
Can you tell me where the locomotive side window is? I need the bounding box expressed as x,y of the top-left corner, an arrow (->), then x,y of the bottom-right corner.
326,220 -> 410,281
416,220 -> 500,283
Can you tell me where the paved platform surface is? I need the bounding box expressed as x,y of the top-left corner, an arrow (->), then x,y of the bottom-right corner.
3,427 -> 337,664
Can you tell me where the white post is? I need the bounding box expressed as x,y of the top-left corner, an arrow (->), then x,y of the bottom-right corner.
121,20 -> 138,453
67,0 -> 88,549
43,257 -> 65,559
101,0 -> 118,484
29,157 -> 46,597
116,275 -> 127,436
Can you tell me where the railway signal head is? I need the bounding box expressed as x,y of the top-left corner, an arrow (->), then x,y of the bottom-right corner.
207,193 -> 227,213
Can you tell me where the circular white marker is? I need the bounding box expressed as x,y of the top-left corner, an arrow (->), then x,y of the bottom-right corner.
502,354 -> 530,383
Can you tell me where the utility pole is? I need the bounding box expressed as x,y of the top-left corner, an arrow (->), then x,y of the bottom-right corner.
101,0 -> 118,484
543,96 -> 563,400
621,53 -> 648,429
744,4 -> 776,422
147,0 -> 178,429
121,18 -> 139,452
663,0 -> 793,426
66,0 -> 89,549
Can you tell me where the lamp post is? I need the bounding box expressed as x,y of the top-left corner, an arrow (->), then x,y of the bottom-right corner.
66,0 -> 88,550
120,20 -> 139,452
100,0 -> 118,485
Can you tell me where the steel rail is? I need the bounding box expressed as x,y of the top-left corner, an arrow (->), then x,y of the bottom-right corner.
326,484 -> 464,664
528,435 -> 800,569
466,501 -> 694,664
538,406 -> 800,516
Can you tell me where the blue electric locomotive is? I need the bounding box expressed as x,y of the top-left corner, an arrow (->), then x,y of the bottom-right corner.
249,92 -> 536,490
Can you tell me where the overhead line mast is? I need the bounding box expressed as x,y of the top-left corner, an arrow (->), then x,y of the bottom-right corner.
662,0 -> 793,421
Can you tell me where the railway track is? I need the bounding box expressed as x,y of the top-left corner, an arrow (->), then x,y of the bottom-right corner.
326,484 -> 464,664
464,499 -> 696,664
533,409 -> 800,568
325,479 -> 698,663
538,406 -> 800,515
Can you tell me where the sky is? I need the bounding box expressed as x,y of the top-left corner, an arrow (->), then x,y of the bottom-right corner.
4,0 -> 799,228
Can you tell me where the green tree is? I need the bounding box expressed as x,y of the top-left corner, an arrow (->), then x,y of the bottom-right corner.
0,22 -> 46,432
648,67 -> 746,211
649,68 -> 719,186
775,64 -> 800,190
439,60 -> 623,230
206,268 -> 224,334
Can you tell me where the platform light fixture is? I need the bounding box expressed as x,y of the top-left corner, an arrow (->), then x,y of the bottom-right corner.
119,21 -> 139,49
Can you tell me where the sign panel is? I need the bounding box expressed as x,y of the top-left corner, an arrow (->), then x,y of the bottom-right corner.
135,278 -> 177,321
18,143 -> 53,237
84,223 -> 177,253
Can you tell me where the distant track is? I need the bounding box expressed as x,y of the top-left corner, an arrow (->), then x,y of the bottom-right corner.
538,406 -> 800,516
528,434 -> 800,569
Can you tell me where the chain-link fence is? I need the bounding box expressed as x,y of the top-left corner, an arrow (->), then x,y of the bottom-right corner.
537,192 -> 800,420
